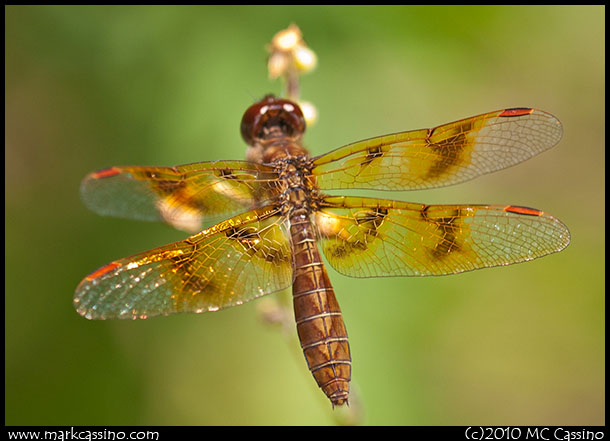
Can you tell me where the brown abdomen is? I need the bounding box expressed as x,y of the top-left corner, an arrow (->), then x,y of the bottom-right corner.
290,213 -> 351,406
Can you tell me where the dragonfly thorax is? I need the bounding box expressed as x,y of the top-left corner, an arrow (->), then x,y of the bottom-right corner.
276,156 -> 321,218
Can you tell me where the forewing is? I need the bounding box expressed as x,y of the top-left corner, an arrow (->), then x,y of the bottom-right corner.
80,161 -> 282,233
311,108 -> 562,191
315,196 -> 570,278
74,207 -> 293,319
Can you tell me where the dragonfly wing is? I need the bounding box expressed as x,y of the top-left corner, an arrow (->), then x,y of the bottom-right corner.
74,207 -> 293,319
315,196 -> 570,278
80,161 -> 282,232
311,108 -> 562,191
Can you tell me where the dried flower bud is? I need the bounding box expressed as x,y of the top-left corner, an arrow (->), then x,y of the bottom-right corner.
271,24 -> 303,52
266,24 -> 318,114
299,100 -> 318,127
294,44 -> 317,73
267,51 -> 289,79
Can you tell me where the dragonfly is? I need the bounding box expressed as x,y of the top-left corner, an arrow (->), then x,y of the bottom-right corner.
74,96 -> 570,407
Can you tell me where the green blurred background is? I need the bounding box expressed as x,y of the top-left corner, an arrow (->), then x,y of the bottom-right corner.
5,5 -> 604,426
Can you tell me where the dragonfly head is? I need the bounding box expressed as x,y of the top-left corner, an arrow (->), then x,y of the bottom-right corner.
241,95 -> 306,147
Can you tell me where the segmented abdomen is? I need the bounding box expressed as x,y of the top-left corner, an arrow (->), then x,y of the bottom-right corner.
289,213 -> 351,406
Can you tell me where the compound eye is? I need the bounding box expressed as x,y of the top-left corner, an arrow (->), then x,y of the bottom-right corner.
240,95 -> 306,145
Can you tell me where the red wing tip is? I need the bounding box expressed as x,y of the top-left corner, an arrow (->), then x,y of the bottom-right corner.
504,205 -> 543,216
499,108 -> 534,117
90,167 -> 121,179
85,262 -> 121,281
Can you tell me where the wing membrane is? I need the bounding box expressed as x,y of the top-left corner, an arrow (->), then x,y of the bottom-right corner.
315,196 -> 570,278
81,161 -> 282,232
311,108 -> 562,191
74,207 -> 293,319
